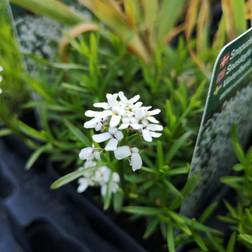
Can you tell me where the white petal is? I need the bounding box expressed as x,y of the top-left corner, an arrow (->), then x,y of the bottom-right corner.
79,147 -> 93,160
105,138 -> 118,151
131,147 -> 139,153
147,116 -> 159,123
85,110 -> 97,117
84,160 -> 96,168
100,110 -> 112,118
131,123 -> 142,130
114,130 -> 123,141
92,132 -> 111,143
112,172 -> 120,183
93,150 -> 101,160
150,132 -> 162,138
93,102 -> 109,109
118,91 -> 127,102
119,123 -> 129,130
142,129 -> 152,142
77,178 -> 89,193
129,95 -> 140,103
0,66 -> 3,72
134,102 -> 143,108
110,114 -> 121,127
147,124 -> 163,131
84,118 -> 98,129
114,146 -> 131,160
107,93 -> 118,106
95,122 -> 103,131
148,109 -> 160,115
130,152 -> 142,171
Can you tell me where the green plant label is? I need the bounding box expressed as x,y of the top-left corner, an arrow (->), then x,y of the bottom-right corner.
181,28 -> 252,217
203,27 -> 252,123
194,27 -> 252,162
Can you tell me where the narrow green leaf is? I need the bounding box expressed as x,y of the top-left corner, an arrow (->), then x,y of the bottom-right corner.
239,233 -> 252,245
231,124 -> 245,163
199,202 -> 218,223
25,144 -> 51,170
123,206 -> 160,216
166,132 -> 191,163
51,168 -> 87,189
64,119 -> 90,146
11,0 -> 85,25
167,225 -> 175,252
226,232 -> 236,252
0,128 -> 12,137
143,218 -> 159,239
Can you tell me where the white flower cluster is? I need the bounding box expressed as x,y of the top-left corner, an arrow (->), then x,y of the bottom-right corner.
77,146 -> 120,196
77,92 -> 163,195
0,66 -> 3,94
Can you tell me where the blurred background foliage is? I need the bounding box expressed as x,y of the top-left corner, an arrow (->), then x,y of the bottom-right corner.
0,0 -> 252,251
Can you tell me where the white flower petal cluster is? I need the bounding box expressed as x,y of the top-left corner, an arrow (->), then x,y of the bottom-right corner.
77,146 -> 120,196
76,91 -> 163,195
84,91 -> 163,142
0,66 -> 3,94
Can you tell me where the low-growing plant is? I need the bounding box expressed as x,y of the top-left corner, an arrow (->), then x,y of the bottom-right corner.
1,0 -> 252,251
220,125 -> 252,251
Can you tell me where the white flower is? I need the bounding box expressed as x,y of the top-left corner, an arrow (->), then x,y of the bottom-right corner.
77,168 -> 96,193
101,172 -> 120,196
94,93 -> 123,128
0,66 -> 3,94
141,123 -> 163,142
94,166 -> 110,184
114,146 -> 142,171
92,127 -> 123,151
77,177 -> 89,193
77,165 -> 120,197
79,146 -> 100,161
84,110 -> 112,131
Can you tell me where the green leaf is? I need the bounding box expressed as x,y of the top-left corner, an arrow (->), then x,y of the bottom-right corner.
157,0 -> 186,43
51,168 -> 87,189
64,119 -> 90,146
193,233 -> 208,251
123,206 -> 160,216
231,124 -> 245,163
11,0 -> 85,25
166,225 -> 175,252
143,218 -> 159,239
239,233 -> 252,245
163,180 -> 183,199
104,171 -> 114,210
220,176 -> 243,189
17,120 -> 47,142
226,232 -> 236,252
230,0 -> 246,35
166,132 -> 191,163
199,202 -> 218,223
166,166 -> 190,176
113,190 -> 123,213
25,144 -> 52,170
0,128 -> 12,137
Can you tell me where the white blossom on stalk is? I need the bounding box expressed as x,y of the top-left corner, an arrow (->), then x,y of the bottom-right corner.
0,66 -> 3,94
114,146 -> 142,171
76,91 -> 163,196
92,127 -> 123,151
77,166 -> 120,196
79,146 -> 100,161
101,172 -> 120,196
84,110 -> 112,131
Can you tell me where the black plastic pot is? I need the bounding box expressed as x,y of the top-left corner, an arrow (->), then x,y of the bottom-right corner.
0,138 -> 146,252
